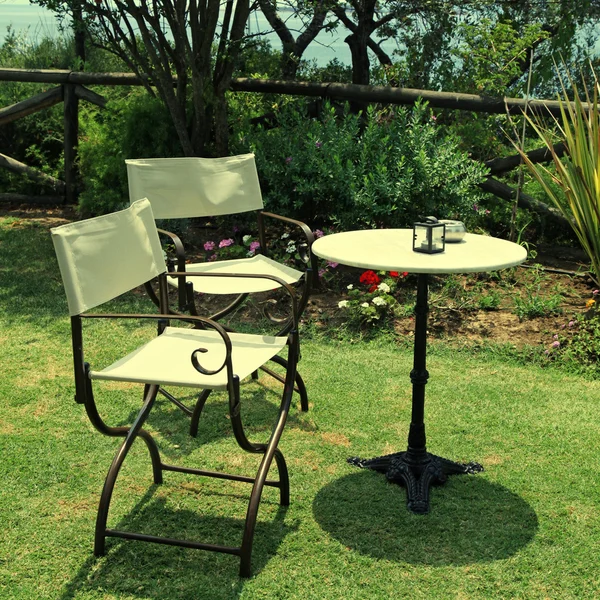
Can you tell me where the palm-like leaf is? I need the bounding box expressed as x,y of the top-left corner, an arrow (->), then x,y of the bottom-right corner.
517,67 -> 600,285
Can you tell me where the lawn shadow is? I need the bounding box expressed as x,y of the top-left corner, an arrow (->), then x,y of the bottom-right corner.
313,471 -> 538,566
0,221 -> 68,321
59,490 -> 296,600
116,382 -> 312,461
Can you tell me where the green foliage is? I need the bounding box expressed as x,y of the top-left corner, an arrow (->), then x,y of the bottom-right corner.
336,272 -> 404,332
511,264 -> 564,320
78,90 -> 180,215
452,19 -> 550,96
234,101 -> 488,229
0,30 -> 76,191
544,311 -> 600,376
519,65 -> 600,285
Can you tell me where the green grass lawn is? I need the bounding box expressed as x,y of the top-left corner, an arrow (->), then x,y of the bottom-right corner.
1,215 -> 600,599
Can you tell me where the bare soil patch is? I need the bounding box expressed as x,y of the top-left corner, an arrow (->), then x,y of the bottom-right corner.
3,203 -> 594,351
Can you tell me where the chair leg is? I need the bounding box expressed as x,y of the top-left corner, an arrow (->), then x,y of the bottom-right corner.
238,408 -> 292,577
94,384 -> 161,557
236,349 -> 297,577
189,389 -> 212,437
266,355 -> 309,412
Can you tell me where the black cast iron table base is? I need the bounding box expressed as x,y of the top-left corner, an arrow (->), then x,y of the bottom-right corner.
348,452 -> 483,514
347,273 -> 484,514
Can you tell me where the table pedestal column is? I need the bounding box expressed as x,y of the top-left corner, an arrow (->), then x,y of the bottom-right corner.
348,273 -> 483,514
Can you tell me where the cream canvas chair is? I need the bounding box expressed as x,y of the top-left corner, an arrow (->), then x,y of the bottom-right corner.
126,153 -> 313,424
51,198 -> 300,577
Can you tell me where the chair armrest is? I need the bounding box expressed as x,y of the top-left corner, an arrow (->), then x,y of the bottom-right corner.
167,271 -> 299,331
157,228 -> 186,272
80,312 -> 233,377
257,211 -> 318,288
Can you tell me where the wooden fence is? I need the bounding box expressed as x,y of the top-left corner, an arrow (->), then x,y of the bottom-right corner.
0,67 -> 567,224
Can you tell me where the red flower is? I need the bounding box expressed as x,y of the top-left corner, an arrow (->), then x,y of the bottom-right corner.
390,271 -> 399,278
402,271 -> 409,277
359,270 -> 380,286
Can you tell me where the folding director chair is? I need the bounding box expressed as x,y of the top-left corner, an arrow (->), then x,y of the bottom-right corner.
125,154 -> 313,434
51,198 -> 300,577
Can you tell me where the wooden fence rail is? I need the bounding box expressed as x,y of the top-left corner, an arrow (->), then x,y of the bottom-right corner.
0,68 -> 568,223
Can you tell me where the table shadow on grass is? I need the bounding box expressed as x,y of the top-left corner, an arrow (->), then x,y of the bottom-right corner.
313,471 -> 538,566
59,492 -> 297,600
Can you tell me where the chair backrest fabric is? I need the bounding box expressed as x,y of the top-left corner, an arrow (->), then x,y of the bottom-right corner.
51,198 -> 166,316
125,153 -> 264,220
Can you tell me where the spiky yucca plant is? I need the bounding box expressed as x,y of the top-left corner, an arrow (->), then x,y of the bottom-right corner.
518,68 -> 600,285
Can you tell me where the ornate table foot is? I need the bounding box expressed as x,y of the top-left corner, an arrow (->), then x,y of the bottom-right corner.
348,452 -> 483,514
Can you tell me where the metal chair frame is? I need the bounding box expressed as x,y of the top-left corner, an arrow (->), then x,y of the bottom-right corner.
69,268 -> 300,577
142,210 -> 315,435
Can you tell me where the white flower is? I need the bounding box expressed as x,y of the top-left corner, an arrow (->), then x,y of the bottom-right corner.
378,282 -> 390,293
338,300 -> 349,308
286,243 -> 296,253
347,284 -> 354,290
361,302 -> 369,308
372,297 -> 386,306
243,234 -> 252,244
281,232 -> 290,239
247,251 -> 255,257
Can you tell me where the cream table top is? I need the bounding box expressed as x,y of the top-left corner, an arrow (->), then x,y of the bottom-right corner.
312,229 -> 527,274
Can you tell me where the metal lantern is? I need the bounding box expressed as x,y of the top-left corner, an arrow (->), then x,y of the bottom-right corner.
412,218 -> 446,254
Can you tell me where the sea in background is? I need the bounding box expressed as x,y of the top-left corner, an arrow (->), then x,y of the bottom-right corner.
0,2 -> 400,66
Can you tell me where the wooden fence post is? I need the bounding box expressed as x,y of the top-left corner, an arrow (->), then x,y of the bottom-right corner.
63,83 -> 79,205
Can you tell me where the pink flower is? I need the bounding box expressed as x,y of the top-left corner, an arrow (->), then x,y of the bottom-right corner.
248,240 -> 261,255
315,141 -> 323,148
327,261 -> 338,269
285,156 -> 293,164
219,238 -> 234,248
204,241 -> 216,251
314,229 -> 324,238
552,340 -> 560,349
594,289 -> 599,296
568,320 -> 575,328
318,268 -> 326,278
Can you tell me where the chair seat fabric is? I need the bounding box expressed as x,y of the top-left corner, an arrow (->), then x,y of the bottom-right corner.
90,327 -> 287,390
168,254 -> 303,294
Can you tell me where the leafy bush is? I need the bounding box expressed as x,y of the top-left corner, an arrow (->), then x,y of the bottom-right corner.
78,90 -> 181,215
234,100 -> 488,229
0,30 -> 75,191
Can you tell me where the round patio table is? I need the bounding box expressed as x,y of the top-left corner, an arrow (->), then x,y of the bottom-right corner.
312,229 -> 527,513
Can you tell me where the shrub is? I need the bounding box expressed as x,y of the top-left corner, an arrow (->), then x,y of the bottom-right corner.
234,100 -> 488,229
78,90 -> 181,215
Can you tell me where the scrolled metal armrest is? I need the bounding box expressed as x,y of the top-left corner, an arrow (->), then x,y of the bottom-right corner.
259,211 -> 315,257
258,211 -> 318,288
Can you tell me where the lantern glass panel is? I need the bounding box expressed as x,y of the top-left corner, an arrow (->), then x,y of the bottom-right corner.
432,225 -> 444,251
412,222 -> 445,254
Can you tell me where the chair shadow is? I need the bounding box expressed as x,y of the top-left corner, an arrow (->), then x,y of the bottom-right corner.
117,382 -> 313,461
313,471 -> 538,566
59,490 -> 297,600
